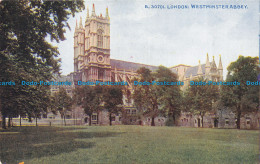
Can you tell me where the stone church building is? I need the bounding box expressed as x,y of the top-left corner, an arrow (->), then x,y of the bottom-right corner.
70,5 -> 259,129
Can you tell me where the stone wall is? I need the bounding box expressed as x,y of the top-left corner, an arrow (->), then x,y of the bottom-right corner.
177,109 -> 260,129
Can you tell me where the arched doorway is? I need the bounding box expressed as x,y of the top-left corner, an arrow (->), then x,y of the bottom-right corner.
214,118 -> 218,128
198,118 -> 201,127
84,117 -> 88,123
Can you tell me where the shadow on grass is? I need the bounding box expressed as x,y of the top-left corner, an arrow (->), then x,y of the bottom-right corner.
0,126 -> 122,163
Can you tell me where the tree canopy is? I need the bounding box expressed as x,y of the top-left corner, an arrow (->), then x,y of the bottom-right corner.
73,85 -> 103,126
0,0 -> 84,128
221,56 -> 259,129
185,77 -> 219,127
133,66 -> 182,126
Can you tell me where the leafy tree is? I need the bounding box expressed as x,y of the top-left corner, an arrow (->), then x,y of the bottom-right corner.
221,56 -> 259,129
155,66 -> 182,125
0,0 -> 84,128
133,66 -> 183,126
103,86 -> 123,126
133,67 -> 159,126
73,86 -> 103,126
185,77 -> 219,127
53,87 -> 72,126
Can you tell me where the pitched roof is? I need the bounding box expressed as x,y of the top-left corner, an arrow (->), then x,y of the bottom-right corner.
110,59 -> 208,78
110,59 -> 158,72
168,67 -> 178,74
184,64 -> 206,78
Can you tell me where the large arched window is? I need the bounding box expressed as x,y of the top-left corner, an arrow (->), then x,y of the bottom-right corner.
97,29 -> 103,48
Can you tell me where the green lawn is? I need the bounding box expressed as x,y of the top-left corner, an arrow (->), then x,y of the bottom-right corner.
0,126 -> 259,164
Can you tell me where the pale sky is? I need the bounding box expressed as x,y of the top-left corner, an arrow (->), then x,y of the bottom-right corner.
52,0 -> 259,79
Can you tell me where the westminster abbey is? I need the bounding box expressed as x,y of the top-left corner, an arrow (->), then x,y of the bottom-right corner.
68,4 -> 242,128
73,4 -> 223,89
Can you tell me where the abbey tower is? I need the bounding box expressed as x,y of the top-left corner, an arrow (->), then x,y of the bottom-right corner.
74,4 -> 111,82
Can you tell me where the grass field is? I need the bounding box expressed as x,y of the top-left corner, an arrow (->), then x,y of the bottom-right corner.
0,126 -> 259,164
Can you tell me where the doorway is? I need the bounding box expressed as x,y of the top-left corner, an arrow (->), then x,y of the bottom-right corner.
84,117 -> 88,123
198,118 -> 201,127
214,118 -> 218,128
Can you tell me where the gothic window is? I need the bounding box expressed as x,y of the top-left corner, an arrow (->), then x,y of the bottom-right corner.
97,29 -> 103,48
92,115 -> 97,120
98,69 -> 104,80
111,116 -> 115,121
225,118 -> 229,125
246,118 -> 251,125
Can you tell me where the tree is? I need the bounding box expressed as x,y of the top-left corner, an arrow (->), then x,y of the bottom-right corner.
133,67 -> 160,126
103,86 -> 123,126
73,86 -> 103,126
155,66 -> 182,125
53,87 -> 72,126
185,77 -> 219,127
0,0 -> 84,128
221,56 -> 259,129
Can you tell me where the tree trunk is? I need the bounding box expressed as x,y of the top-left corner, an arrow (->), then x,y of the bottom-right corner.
109,113 -> 112,126
151,117 -> 155,126
237,111 -> 241,129
74,112 -> 76,125
89,114 -> 92,126
97,113 -> 99,125
20,116 -> 22,127
8,117 -> 11,128
36,117 -> 38,127
201,115 -> 204,128
2,114 -> 6,129
172,114 -> 176,125
63,114 -> 66,126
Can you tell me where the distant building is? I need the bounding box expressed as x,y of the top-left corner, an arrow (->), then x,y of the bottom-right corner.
38,4 -> 258,129
170,54 -> 223,89
50,73 -> 74,97
71,4 -> 227,127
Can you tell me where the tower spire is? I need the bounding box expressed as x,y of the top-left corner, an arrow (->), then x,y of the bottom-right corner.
205,53 -> 210,77
218,55 -> 223,81
205,53 -> 210,68
218,55 -> 223,70
79,16 -> 83,28
92,3 -> 96,17
87,6 -> 89,18
75,19 -> 78,32
197,60 -> 203,75
211,56 -> 217,68
106,7 -> 110,19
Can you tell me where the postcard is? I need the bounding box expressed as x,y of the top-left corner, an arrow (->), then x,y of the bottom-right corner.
0,0 -> 259,163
